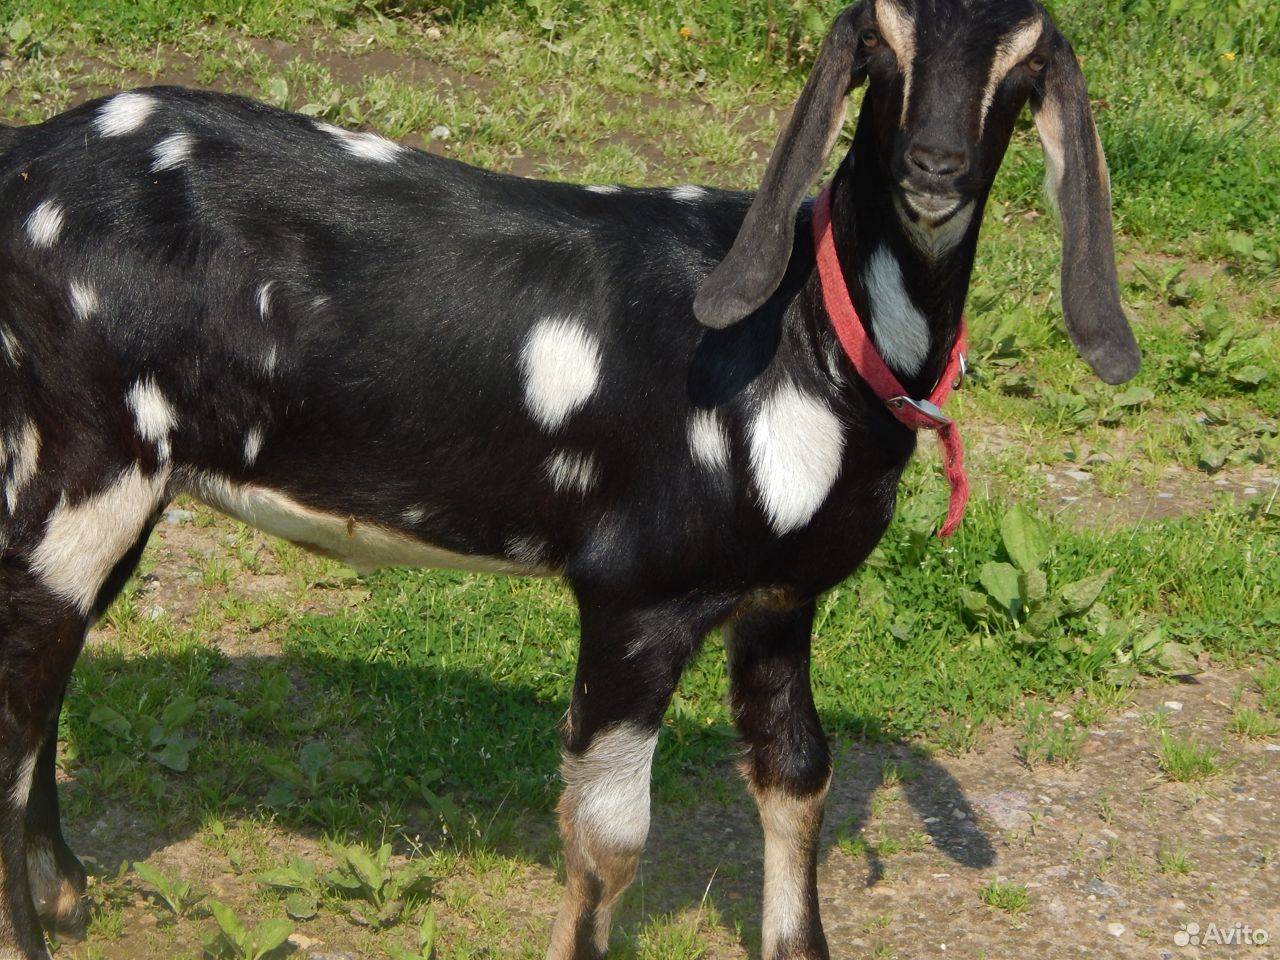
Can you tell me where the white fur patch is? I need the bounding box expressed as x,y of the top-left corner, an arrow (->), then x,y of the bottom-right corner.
26,200 -> 65,248
126,378 -> 177,461
30,465 -> 169,614
0,324 -> 22,364
585,184 -> 620,195
876,0 -> 917,126
671,185 -> 707,202
3,419 -> 41,513
687,410 -> 731,473
263,344 -> 279,375
257,282 -> 274,318
243,427 -> 265,467
94,92 -> 157,137
150,131 -> 193,172
505,534 -> 549,568
401,504 -> 428,525
863,246 -> 931,376
315,121 -> 407,163
561,724 -> 659,853
68,280 -> 99,321
9,750 -> 38,809
189,475 -> 550,575
747,383 -> 844,535
544,451 -> 599,496
521,317 -> 602,430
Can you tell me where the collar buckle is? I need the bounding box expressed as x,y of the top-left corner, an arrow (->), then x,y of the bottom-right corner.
886,396 -> 952,427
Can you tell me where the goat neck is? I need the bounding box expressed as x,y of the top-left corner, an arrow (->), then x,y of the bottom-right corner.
823,120 -> 983,401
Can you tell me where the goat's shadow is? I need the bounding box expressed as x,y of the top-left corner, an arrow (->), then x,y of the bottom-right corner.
58,581 -> 994,956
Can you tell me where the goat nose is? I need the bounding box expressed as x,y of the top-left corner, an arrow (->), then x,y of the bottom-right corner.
906,144 -> 968,178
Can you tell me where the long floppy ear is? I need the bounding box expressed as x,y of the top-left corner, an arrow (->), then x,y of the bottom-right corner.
1031,33 -> 1140,385
693,5 -> 868,330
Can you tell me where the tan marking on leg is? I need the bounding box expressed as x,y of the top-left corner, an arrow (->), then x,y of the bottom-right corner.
751,780 -> 831,960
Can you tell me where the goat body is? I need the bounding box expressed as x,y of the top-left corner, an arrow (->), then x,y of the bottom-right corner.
0,2 -> 1138,958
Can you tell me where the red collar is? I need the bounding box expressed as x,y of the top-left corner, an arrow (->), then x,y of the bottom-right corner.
812,183 -> 970,538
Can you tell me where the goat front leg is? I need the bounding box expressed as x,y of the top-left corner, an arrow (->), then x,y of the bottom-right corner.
25,707 -> 88,938
547,592 -> 702,960
728,602 -> 831,960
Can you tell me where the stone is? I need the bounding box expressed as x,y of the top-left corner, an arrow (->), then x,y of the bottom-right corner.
163,508 -> 196,524
1107,922 -> 1126,937
1089,878 -> 1122,898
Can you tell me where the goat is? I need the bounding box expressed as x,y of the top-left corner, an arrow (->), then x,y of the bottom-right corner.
0,0 -> 1139,957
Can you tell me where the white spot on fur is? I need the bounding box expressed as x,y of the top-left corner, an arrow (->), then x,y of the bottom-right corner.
126,378 -> 177,461
188,475 -> 548,575
94,92 -> 157,137
400,504 -> 428,525
561,724 -> 659,854
263,344 -> 279,375
544,451 -> 599,496
671,185 -> 707,201
26,200 -> 65,248
505,534 -> 549,568
257,282 -> 274,318
30,465 -> 170,614
585,184 -> 620,194
243,427 -> 264,467
68,280 -> 99,321
9,750 -> 38,809
863,246 -> 931,376
687,410 -> 731,473
315,121 -> 407,163
3,419 -> 41,513
150,131 -> 192,172
0,324 -> 21,364
521,317 -> 602,430
748,383 -> 844,535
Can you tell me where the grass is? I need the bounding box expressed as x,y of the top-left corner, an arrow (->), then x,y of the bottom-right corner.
978,879 -> 1030,915
0,0 -> 1277,956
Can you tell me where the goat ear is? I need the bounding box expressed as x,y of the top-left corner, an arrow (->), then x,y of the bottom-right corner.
1031,35 -> 1140,385
693,6 -> 867,330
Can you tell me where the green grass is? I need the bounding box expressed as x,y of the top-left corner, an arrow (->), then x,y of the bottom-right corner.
1155,732 -> 1225,782
978,879 -> 1030,915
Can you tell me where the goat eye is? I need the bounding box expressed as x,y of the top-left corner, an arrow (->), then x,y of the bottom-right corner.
860,29 -> 880,48
1026,54 -> 1047,73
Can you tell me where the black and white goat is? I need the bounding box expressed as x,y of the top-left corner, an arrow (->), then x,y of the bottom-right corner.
0,0 -> 1139,957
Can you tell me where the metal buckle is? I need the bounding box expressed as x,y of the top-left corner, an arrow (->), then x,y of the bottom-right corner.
954,353 -> 968,390
886,396 -> 952,427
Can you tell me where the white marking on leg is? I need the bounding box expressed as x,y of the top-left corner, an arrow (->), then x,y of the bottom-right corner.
68,280 -> 99,321
755,785 -> 828,959
26,201 -> 65,248
8,750 -> 38,809
188,474 -> 553,575
150,131 -> 193,172
585,184 -> 620,195
243,427 -> 264,467
687,409 -> 731,473
30,465 -> 169,614
875,0 -> 917,126
544,451 -> 599,496
3,419 -> 41,513
520,317 -> 602,430
863,246 -> 931,376
978,20 -> 1044,136
94,92 -> 157,136
126,378 -> 177,461
562,724 -> 658,857
314,121 -> 407,163
671,185 -> 707,202
748,384 -> 843,535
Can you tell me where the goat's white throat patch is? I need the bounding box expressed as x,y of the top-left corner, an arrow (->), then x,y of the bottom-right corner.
748,383 -> 844,535
863,246 -> 931,377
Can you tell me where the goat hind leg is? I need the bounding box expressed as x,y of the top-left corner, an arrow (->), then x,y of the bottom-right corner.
728,602 -> 831,960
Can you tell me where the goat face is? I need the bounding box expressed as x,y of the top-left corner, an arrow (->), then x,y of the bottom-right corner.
695,0 -> 1141,386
